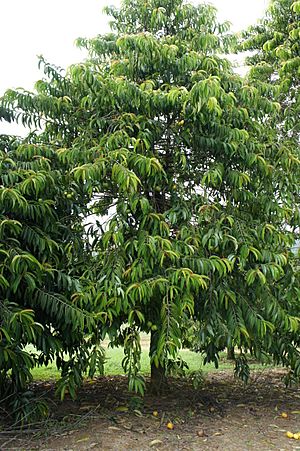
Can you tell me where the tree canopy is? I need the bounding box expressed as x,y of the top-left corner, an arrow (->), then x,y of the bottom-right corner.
1,0 -> 300,420
242,0 -> 300,142
0,123 -> 104,422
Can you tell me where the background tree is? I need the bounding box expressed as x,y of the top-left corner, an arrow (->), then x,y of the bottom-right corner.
238,0 -> 300,374
240,0 -> 300,300
241,0 -> 300,141
1,0 -> 300,399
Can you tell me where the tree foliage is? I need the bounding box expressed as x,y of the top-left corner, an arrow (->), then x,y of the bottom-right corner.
0,128 -> 105,422
240,0 -> 300,350
241,0 -> 300,140
1,0 -> 300,417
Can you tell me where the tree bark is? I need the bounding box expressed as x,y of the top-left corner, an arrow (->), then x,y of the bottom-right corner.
227,346 -> 235,360
149,329 -> 167,393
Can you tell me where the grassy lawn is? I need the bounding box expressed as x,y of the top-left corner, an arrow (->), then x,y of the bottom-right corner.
31,347 -> 211,380
30,344 -> 272,381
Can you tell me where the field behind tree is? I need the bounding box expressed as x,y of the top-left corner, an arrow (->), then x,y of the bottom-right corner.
29,334 -> 271,381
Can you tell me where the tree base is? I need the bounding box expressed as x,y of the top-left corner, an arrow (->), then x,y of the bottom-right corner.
227,346 -> 235,360
149,363 -> 168,394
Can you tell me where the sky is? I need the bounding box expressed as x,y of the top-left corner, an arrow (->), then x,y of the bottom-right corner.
0,0 -> 269,134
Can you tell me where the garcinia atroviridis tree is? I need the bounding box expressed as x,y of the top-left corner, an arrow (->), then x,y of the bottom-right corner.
241,0 -> 300,139
0,116 -> 105,422
1,0 -> 300,395
238,0 -> 300,377
241,0 -> 300,159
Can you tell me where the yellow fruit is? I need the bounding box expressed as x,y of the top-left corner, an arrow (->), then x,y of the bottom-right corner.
281,412 -> 288,418
294,433 -> 300,440
167,422 -> 174,430
152,411 -> 159,417
286,431 -> 294,438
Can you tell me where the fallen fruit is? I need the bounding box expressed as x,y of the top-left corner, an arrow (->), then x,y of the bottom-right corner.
167,422 -> 174,430
294,433 -> 300,440
197,429 -> 205,437
281,412 -> 288,418
286,431 -> 294,438
152,411 -> 159,417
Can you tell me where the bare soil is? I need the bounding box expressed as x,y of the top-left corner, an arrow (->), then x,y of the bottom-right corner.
1,369 -> 300,450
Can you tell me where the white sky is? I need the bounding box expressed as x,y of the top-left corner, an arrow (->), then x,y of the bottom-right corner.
0,0 -> 268,134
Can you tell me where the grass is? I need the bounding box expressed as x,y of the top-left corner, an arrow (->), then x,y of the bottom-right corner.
31,347 -> 210,380
30,344 -> 272,381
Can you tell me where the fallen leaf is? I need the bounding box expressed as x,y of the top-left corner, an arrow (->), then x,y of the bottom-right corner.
150,439 -> 163,447
116,406 -> 128,412
108,426 -> 121,431
76,437 -> 89,443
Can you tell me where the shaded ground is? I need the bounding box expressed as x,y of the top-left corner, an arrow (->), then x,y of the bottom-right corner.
1,369 -> 300,450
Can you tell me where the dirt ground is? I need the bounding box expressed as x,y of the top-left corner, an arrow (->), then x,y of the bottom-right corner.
2,369 -> 300,451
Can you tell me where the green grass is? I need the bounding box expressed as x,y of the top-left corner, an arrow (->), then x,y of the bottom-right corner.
31,348 -> 210,380
30,346 -> 270,381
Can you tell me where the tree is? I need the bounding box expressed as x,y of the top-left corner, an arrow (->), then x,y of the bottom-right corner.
240,0 -> 300,293
241,0 -> 300,140
2,0 -> 300,397
237,0 -> 300,375
0,120 -> 105,421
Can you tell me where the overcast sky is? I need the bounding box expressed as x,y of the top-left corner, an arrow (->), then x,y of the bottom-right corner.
0,0 -> 269,135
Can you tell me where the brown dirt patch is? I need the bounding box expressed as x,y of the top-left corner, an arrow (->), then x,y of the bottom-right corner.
1,369 -> 300,450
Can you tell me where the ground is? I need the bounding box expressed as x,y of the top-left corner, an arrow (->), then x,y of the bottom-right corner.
1,369 -> 300,450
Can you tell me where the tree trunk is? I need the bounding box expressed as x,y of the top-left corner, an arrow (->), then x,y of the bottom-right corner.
149,329 -> 167,393
227,346 -> 235,360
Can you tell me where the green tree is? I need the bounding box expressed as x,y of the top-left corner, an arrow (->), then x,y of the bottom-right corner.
240,0 -> 300,292
241,0 -> 300,140
236,0 -> 300,376
0,124 -> 105,421
2,0 -> 300,396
